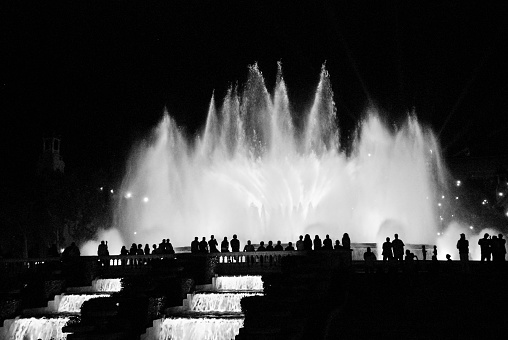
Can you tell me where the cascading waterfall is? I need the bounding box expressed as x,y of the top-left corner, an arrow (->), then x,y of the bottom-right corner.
4,317 -> 70,340
92,278 -> 122,292
159,318 -> 244,340
57,294 -> 110,313
190,293 -> 261,313
215,276 -> 263,291
113,63 -> 446,251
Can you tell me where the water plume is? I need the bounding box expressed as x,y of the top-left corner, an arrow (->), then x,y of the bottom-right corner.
113,64 -> 446,248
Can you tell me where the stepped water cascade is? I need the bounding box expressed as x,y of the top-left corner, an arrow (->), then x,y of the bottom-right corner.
57,294 -> 110,313
2,317 -> 70,340
215,275 -> 263,292
1,279 -> 122,339
144,275 -> 263,340
159,318 -> 244,340
92,278 -> 122,292
190,293 -> 261,313
113,63 -> 447,252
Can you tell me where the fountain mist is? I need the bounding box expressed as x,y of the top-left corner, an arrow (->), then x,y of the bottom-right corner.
113,63 -> 446,248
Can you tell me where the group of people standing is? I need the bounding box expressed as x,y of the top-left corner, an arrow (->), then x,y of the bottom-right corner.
190,233 -> 352,254
478,233 -> 506,262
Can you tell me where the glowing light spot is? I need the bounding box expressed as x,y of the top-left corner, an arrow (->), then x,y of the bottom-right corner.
470,226 -> 473,230
430,149 -> 433,154
441,195 -> 445,199
368,153 -> 371,157
143,197 -> 149,203
456,180 -> 461,187
437,232 -> 441,236
110,189 -> 114,194
100,187 -> 103,191
499,192 -> 504,197
125,192 -> 132,198
455,196 -> 459,200
438,203 -> 442,207
134,232 -> 137,235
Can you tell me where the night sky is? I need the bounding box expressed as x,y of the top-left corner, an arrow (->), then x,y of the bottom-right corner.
2,1 -> 507,184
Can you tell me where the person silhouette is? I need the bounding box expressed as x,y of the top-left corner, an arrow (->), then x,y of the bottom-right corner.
303,234 -> 312,251
478,233 -> 491,261
144,244 -> 150,255
208,235 -> 219,253
285,242 -> 295,251
334,240 -> 343,250
166,239 -> 175,255
274,240 -> 283,251
191,237 -> 199,254
296,235 -> 304,250
382,237 -> 393,262
266,241 -> 274,251
199,237 -> 208,253
221,237 -> 230,252
137,244 -> 144,255
323,235 -> 333,250
456,233 -> 469,272
446,254 -> 452,261
342,233 -> 351,250
499,234 -> 506,261
364,247 -> 376,273
152,244 -> 157,254
257,241 -> 266,266
244,240 -> 255,252
243,240 -> 255,265
231,234 -> 240,252
421,245 -> 427,261
257,241 -> 266,251
491,235 -> 500,262
392,234 -> 405,262
313,235 -> 322,251
432,245 -> 438,261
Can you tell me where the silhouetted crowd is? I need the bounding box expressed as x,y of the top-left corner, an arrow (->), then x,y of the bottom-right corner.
188,233 -> 352,254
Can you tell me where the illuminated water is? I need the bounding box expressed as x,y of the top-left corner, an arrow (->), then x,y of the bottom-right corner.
159,318 -> 243,340
57,294 -> 110,313
93,278 -> 122,292
190,293 -> 261,313
111,63 -> 446,251
3,317 -> 70,340
215,276 -> 263,291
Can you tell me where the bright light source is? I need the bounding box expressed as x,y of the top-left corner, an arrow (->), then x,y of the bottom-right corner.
499,192 -> 504,197
143,197 -> 149,203
110,189 -> 114,194
430,149 -> 433,154
441,195 -> 445,199
60,248 -> 65,253
368,153 -> 371,157
438,203 -> 442,207
455,197 -> 459,200
437,232 -> 441,236
456,180 -> 461,187
134,231 -> 137,235
505,211 -> 508,217
426,197 -> 429,200
100,187 -> 103,191
470,226 -> 473,230
125,192 -> 132,199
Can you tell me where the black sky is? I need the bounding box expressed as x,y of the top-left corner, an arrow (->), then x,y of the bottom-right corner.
2,0 -> 507,182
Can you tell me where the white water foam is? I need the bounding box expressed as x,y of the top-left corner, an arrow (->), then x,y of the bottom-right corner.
93,278 -> 122,292
113,63 -> 446,250
215,276 -> 263,291
190,293 -> 261,313
58,294 -> 110,313
159,318 -> 243,340
3,317 -> 70,340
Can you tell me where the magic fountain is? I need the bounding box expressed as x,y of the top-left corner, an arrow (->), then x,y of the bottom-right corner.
112,63 -> 447,250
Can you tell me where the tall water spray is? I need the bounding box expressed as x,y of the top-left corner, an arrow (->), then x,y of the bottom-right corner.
114,63 -> 447,248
